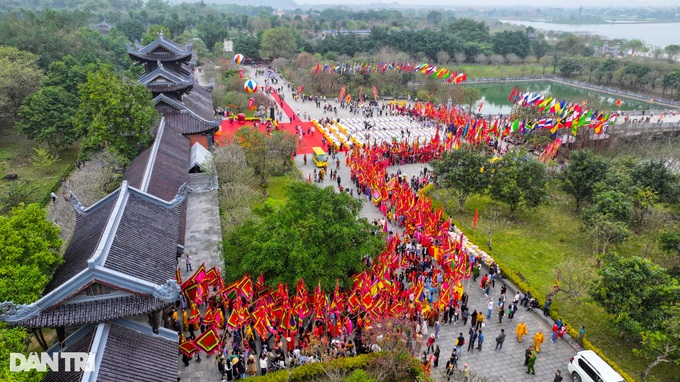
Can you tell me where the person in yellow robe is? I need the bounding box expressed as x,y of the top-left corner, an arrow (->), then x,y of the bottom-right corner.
516,321 -> 528,342
182,309 -> 189,332
533,331 -> 545,352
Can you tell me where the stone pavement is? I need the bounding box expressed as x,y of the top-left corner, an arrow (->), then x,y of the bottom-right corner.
177,180 -> 224,382
295,152 -> 578,382
176,66 -> 578,381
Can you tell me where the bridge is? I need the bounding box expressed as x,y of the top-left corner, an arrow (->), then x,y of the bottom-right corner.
610,120 -> 680,137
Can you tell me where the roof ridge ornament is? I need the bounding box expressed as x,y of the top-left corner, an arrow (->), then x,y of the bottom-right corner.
0,301 -> 41,322
70,191 -> 86,213
152,280 -> 181,301
168,183 -> 189,207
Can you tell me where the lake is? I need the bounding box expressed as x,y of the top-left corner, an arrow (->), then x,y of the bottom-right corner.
472,81 -> 653,115
499,20 -> 680,48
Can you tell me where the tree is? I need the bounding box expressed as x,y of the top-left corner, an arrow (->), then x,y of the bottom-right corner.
259,27 -> 297,59
435,50 -> 450,64
482,208 -> 509,251
554,35 -> 587,56
552,258 -> 596,305
233,127 -> 296,191
0,323 -> 43,382
558,57 -> 583,78
425,10 -> 444,27
590,254 -> 680,336
561,149 -> 610,211
583,190 -> 633,225
0,46 -> 45,123
664,44 -> 680,61
43,55 -> 93,96
634,304 -> 680,382
539,55 -> 554,76
431,146 -> 490,212
115,19 -> 145,42
197,16 -> 229,53
460,87 -> 481,114
492,30 -> 530,58
631,160 -> 678,202
17,86 -> 80,150
74,65 -> 158,163
222,182 -> 384,292
141,25 -> 171,45
595,59 -> 619,84
488,149 -> 549,217
0,203 -> 62,304
0,203 -> 62,381
659,231 -> 680,257
233,34 -> 261,60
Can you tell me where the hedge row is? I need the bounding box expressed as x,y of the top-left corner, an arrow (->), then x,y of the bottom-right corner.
425,189 -> 635,382
252,352 -> 429,382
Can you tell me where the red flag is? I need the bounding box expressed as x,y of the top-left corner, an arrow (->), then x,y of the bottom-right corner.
238,69 -> 243,79
473,209 -> 479,230
248,98 -> 255,110
478,102 -> 484,113
314,64 -> 320,75
179,340 -> 198,356
194,328 -> 220,354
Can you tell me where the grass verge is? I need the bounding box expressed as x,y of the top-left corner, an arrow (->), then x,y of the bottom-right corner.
429,188 -> 679,382
0,123 -> 78,211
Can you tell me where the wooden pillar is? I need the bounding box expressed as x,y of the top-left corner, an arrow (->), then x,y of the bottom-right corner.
56,326 -> 66,348
148,310 -> 160,334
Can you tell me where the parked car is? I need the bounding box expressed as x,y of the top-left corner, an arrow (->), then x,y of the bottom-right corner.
567,350 -> 624,382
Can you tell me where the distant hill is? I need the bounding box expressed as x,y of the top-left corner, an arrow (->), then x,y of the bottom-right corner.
204,0 -> 299,9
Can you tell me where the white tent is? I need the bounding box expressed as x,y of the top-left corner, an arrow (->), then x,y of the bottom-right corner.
190,142 -> 212,173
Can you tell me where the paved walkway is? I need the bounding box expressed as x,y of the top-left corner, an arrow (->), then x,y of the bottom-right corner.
177,67 -> 578,381
295,153 -> 577,382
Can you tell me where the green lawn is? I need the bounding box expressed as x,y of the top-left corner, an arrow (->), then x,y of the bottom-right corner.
0,123 -> 78,211
459,63 -> 545,78
429,188 -> 679,382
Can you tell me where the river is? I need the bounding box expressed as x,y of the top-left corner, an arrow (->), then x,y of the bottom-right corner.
499,20 -> 680,47
472,81 -> 653,115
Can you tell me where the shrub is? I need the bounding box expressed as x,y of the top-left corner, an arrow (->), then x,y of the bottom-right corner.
252,353 -> 429,382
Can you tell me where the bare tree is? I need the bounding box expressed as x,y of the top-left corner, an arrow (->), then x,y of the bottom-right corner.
506,53 -> 522,65
474,53 -> 488,65
524,55 -> 537,65
454,52 -> 467,64
436,50 -> 451,65
551,258 -> 596,305
482,208 -> 509,251
489,54 -> 506,67
271,57 -> 289,69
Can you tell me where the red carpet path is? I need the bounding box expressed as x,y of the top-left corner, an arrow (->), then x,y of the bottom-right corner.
215,92 -> 324,155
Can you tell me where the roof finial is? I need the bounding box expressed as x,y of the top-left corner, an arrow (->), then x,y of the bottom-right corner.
158,29 -> 164,39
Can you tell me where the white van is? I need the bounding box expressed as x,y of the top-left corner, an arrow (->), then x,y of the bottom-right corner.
567,350 -> 624,382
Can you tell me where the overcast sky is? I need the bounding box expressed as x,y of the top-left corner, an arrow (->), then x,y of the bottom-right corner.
306,0 -> 679,7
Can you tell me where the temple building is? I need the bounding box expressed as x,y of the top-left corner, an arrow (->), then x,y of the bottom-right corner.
0,33 -> 217,381
127,32 -> 220,149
